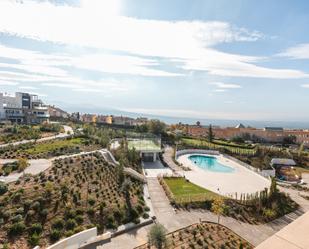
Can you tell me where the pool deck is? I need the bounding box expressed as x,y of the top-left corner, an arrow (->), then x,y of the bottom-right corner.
178,153 -> 271,199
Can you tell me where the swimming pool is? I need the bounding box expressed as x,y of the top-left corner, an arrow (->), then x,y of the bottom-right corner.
189,155 -> 235,173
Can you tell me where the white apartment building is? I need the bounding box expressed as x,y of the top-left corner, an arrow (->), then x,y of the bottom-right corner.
0,92 -> 50,124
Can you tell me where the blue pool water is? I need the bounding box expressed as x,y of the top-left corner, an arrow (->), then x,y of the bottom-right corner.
189,155 -> 235,173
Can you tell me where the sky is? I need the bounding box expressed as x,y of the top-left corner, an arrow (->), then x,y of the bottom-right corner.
0,0 -> 309,123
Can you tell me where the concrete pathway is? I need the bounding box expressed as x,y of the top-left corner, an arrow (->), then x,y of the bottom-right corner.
162,146 -> 182,172
0,159 -> 51,183
0,125 -> 73,148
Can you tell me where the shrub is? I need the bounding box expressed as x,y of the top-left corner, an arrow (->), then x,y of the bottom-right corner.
0,182 -> 8,195
50,229 -> 61,242
66,219 -> 77,230
28,232 -> 40,246
11,214 -> 23,223
30,223 -> 43,235
52,218 -> 64,230
40,208 -> 49,220
87,208 -> 95,216
31,201 -> 41,211
8,222 -> 26,237
88,198 -> 96,206
148,224 -> 167,249
142,213 -> 150,219
75,215 -> 84,225
262,208 -> 277,220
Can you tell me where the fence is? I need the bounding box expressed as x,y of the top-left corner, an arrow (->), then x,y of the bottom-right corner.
175,149 -> 220,159
222,154 -> 271,180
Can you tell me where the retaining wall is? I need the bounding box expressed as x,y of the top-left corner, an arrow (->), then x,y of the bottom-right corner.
46,227 -> 97,249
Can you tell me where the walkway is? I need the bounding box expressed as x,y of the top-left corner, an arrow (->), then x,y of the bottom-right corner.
162,146 -> 182,172
256,211 -> 309,249
0,125 -> 73,148
0,159 -> 51,183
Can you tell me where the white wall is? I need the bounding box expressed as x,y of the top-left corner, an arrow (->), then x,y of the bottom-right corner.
46,227 -> 97,249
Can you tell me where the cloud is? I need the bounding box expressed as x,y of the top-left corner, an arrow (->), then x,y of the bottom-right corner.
209,82 -> 242,89
278,44 -> 309,59
213,89 -> 227,92
301,84 -> 309,88
0,0 -> 307,79
0,80 -> 19,86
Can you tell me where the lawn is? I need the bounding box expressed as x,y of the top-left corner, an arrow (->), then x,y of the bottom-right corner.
162,177 -> 219,204
24,138 -> 84,155
181,138 -> 256,155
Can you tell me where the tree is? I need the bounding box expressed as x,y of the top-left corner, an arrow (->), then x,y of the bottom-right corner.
148,224 -> 167,249
298,142 -> 304,157
121,178 -> 133,216
148,120 -> 166,135
196,121 -> 201,126
211,197 -> 224,224
207,124 -> 214,142
282,135 -> 296,145
18,158 -> 29,181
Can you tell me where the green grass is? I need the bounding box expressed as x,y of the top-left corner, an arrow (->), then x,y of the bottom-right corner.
163,177 -> 219,203
181,138 -> 256,155
23,138 -> 84,155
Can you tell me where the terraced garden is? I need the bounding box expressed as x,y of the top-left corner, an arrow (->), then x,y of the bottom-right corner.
0,124 -> 63,145
0,153 -> 148,248
0,137 -> 100,159
136,222 -> 253,249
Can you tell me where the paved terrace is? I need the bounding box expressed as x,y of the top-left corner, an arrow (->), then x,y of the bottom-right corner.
178,153 -> 271,198
255,211 -> 309,249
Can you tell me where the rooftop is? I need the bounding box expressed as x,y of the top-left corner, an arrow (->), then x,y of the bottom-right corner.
270,158 -> 297,166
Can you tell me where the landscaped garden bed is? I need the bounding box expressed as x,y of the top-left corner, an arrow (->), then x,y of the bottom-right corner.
0,152 -> 148,248
0,137 -> 100,159
0,159 -> 29,176
135,222 -> 253,249
0,123 -> 63,145
159,177 -> 298,224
